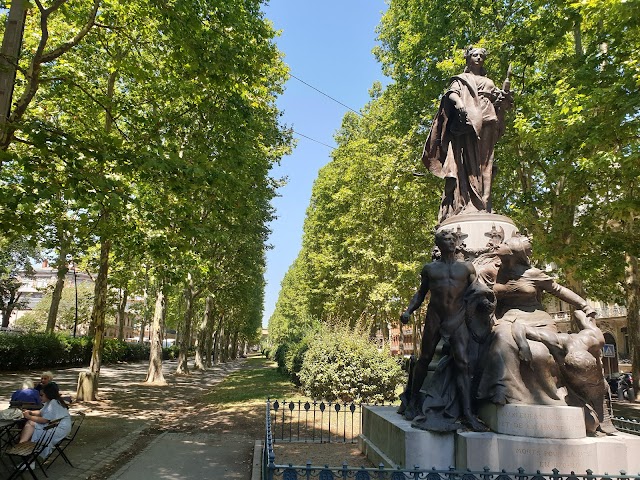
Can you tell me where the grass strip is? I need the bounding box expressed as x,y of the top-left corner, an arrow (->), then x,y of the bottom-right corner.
201,356 -> 306,406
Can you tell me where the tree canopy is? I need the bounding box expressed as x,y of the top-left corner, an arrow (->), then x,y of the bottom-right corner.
269,0 -> 640,370
0,0 -> 292,390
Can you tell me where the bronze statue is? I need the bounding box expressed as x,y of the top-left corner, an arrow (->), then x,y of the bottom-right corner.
423,47 -> 513,223
520,310 -> 615,435
399,229 -> 487,431
476,236 -> 598,406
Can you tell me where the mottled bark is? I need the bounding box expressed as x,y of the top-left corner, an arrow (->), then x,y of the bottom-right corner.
221,330 -> 230,362
205,313 -> 215,368
176,274 -> 195,374
230,330 -> 238,360
625,253 -> 640,392
194,295 -> 214,370
1,286 -> 21,328
77,236 -> 110,401
145,281 -> 167,385
212,314 -> 224,364
139,270 -> 150,343
46,255 -> 68,334
116,287 -> 128,340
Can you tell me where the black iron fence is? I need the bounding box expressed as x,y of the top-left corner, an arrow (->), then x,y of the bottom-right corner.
264,464 -> 640,480
263,399 -> 640,480
613,416 -> 640,435
269,399 -> 363,444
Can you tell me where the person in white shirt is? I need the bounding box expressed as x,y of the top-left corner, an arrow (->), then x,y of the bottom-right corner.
19,382 -> 72,458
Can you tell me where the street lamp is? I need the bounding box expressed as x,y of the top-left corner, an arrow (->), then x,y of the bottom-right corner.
66,254 -> 78,337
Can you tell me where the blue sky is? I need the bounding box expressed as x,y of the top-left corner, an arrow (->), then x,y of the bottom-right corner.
261,0 -> 388,327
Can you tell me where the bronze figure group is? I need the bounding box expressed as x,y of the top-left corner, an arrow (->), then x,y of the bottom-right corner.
399,47 -> 613,436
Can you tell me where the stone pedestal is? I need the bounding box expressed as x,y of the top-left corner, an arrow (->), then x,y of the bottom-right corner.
457,431 -> 640,473
360,405 -> 640,474
358,405 -> 454,469
479,404 -> 585,439
438,212 -> 519,251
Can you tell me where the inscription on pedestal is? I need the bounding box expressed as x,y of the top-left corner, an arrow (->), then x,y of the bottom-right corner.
513,445 -> 590,471
480,404 -> 585,439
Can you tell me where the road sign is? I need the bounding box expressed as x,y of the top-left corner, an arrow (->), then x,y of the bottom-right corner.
603,344 -> 616,358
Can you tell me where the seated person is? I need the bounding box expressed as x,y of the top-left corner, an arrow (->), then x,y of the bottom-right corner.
0,379 -> 42,420
10,379 -> 42,407
34,371 -> 57,392
19,383 -> 72,459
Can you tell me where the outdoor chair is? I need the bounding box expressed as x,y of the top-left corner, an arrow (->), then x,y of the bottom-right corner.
4,419 -> 60,480
45,412 -> 85,470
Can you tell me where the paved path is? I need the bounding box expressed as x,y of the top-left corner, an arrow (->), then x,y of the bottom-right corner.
0,357 -> 253,479
107,432 -> 252,479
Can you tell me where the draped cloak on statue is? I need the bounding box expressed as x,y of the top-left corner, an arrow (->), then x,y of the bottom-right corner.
422,72 -> 506,224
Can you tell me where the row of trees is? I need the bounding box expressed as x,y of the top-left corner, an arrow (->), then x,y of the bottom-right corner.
0,0 -> 292,398
269,0 -> 640,385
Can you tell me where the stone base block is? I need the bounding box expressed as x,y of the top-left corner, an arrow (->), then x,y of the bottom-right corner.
359,405 -> 454,469
457,431 -> 640,474
479,403 -> 586,439
360,406 -> 640,474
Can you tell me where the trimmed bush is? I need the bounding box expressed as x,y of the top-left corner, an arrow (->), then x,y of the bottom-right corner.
0,333 -> 160,371
273,343 -> 289,374
283,335 -> 311,385
298,327 -> 404,403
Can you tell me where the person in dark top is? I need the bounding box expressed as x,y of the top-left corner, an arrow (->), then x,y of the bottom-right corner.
10,379 -> 41,406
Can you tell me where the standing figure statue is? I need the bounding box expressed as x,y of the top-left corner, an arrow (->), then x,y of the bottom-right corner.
423,47 -> 513,224
398,229 -> 487,431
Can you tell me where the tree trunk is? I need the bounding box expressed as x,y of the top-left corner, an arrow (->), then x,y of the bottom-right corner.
176,274 -> 195,374
46,249 -> 69,334
1,285 -> 21,328
145,279 -> 167,385
212,315 -> 223,364
230,330 -> 239,360
194,295 -> 213,370
205,309 -> 216,368
0,0 -> 26,144
625,252 -> 640,392
77,236 -> 111,401
139,267 -> 150,343
564,267 -> 587,332
116,287 -> 128,340
222,330 -> 230,362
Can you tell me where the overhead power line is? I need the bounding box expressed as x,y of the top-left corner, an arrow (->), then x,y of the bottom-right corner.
290,74 -> 363,117
293,130 -> 335,150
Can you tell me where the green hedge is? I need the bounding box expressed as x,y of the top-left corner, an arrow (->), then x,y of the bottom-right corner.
0,333 -> 174,371
298,327 -> 404,403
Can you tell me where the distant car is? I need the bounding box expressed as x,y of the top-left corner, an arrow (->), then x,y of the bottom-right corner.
162,338 -> 176,347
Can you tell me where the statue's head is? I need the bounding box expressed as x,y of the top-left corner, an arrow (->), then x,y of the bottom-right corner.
434,229 -> 457,254
464,46 -> 488,75
495,236 -> 532,266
